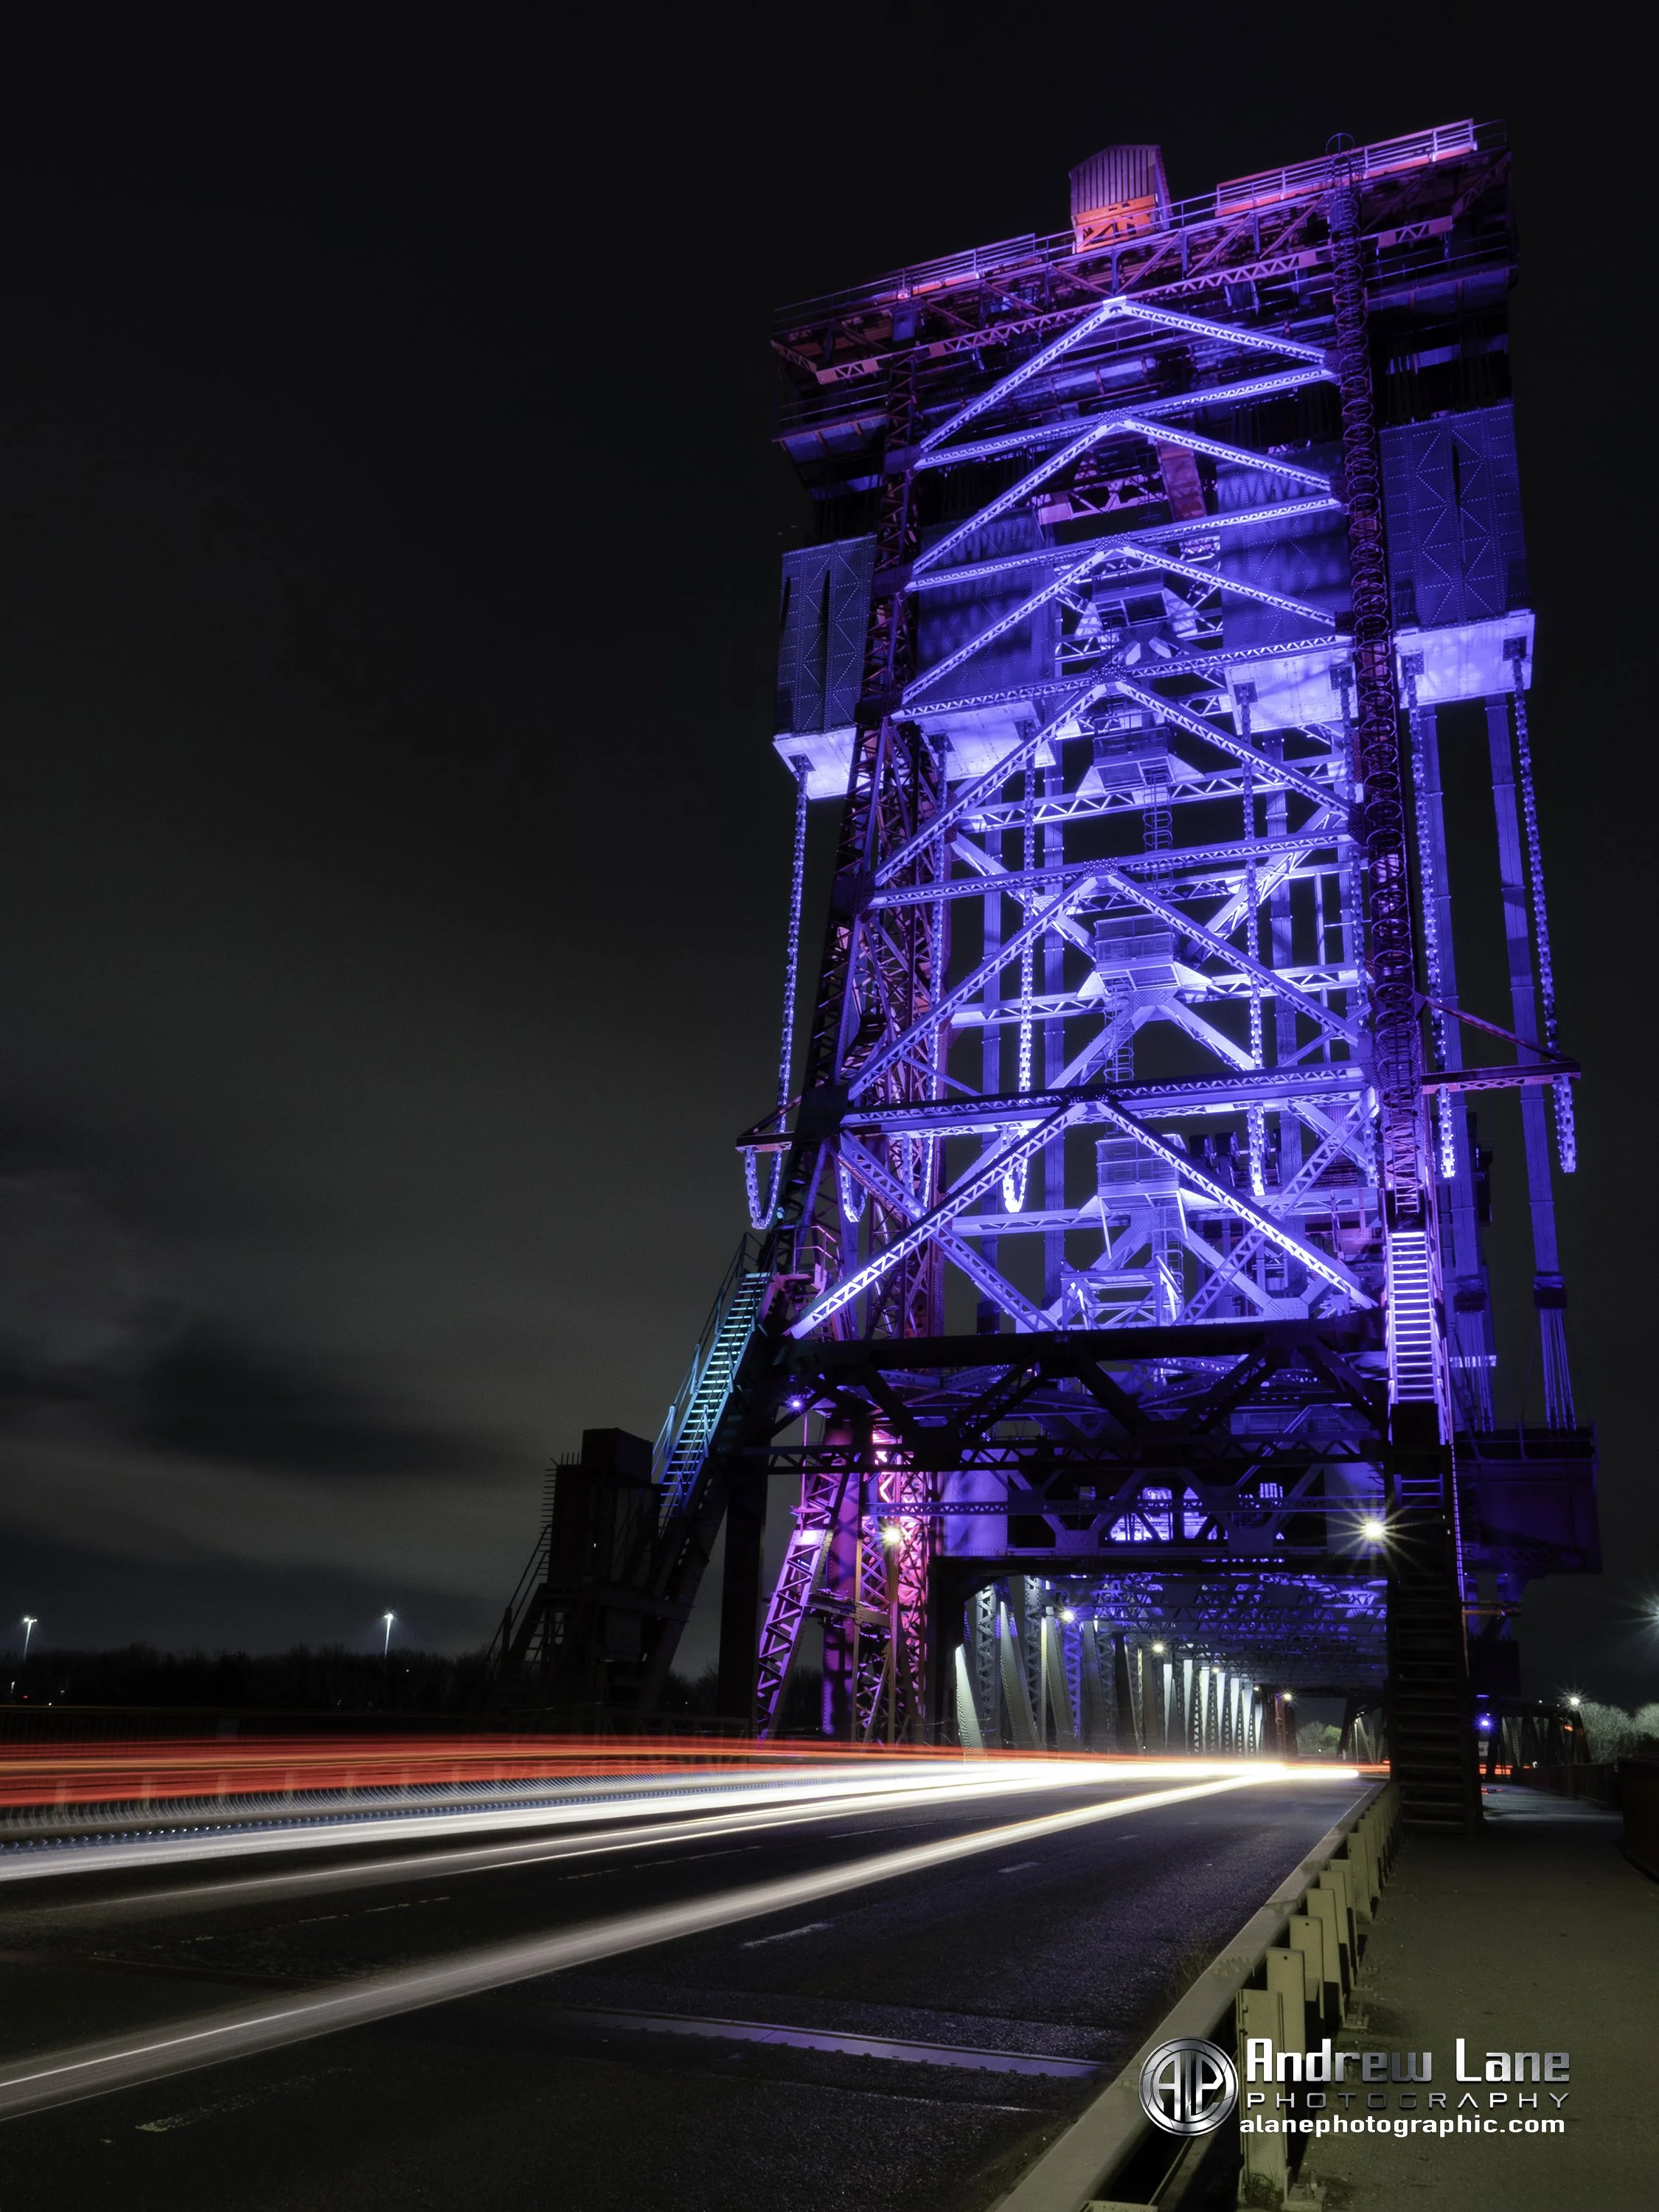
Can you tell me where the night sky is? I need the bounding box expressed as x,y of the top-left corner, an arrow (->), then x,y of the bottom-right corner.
0,7 -> 1649,1696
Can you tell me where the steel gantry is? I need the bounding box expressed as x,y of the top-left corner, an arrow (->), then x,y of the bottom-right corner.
490,122 -> 1596,1829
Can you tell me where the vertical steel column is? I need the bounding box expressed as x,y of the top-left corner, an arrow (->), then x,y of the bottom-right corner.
762,340 -> 945,1733
1042,1615 -> 1079,1747
1018,1578 -> 1045,1742
820,1421 -> 863,1739
1043,759 -> 1065,1307
1000,1600 -> 1039,1747
1114,1632 -> 1141,1751
953,1646 -> 984,1751
1507,642 -> 1574,1177
1238,692 -> 1268,1200
1079,1617 -> 1112,1748
1414,698 -> 1495,1427
1325,156 -> 1430,1242
1329,140 -> 1474,1831
1265,737 -> 1301,1188
1486,692 -> 1575,1428
980,848 -> 1003,1329
972,1581 -> 1001,1745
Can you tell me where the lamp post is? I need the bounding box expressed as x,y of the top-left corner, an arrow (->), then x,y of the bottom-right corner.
21,1616 -> 36,1660
381,1611 -> 395,1659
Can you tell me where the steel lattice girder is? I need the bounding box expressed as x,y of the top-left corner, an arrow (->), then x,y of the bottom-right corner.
1053,1569 -> 1388,1678
602,120 -> 1593,1759
757,1323 -> 1390,1565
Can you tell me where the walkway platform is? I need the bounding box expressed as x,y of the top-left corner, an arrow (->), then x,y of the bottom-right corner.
1298,1784 -> 1658,2211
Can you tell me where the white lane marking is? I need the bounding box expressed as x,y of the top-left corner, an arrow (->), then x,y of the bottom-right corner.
0,1773 -> 1301,2121
996,1861 -> 1041,1874
739,1921 -> 832,1949
134,2065 -> 349,2135
547,2006 -> 1100,2077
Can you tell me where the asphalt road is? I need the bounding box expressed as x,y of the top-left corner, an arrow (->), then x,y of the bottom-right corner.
0,1765 -> 1368,2212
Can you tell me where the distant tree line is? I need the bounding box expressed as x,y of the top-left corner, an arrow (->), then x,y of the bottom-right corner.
0,1645 -> 832,1731
1575,1700 -> 1659,1763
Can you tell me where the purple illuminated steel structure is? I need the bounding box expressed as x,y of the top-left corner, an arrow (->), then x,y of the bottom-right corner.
491,122 -> 1593,1829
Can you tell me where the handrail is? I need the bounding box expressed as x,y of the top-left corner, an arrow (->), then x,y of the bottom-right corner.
992,1778 -> 1399,2212
650,1233 -> 765,1479
485,1523 -> 551,1674
651,1232 -> 772,1523
1216,119 -> 1478,216
776,119 -> 1492,328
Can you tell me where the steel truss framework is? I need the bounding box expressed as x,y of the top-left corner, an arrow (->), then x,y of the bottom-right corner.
493,121 -> 1596,1829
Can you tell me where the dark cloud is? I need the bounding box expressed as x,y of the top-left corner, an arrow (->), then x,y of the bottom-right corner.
0,1158 -> 502,1480
131,1332 -> 505,1482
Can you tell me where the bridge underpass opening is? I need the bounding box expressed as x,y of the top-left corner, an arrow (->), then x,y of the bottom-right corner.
931,1566 -> 1385,1760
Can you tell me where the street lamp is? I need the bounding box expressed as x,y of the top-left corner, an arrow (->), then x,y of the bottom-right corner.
21,1617 -> 37,1660
1360,1517 -> 1387,1543
381,1611 -> 395,1658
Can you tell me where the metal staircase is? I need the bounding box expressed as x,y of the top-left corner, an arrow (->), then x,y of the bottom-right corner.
1386,1511 -> 1478,1829
487,1521 -> 552,1684
653,1234 -> 774,1525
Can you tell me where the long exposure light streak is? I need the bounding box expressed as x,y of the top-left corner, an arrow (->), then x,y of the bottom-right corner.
0,1770 -> 1357,2121
0,1735 -> 956,1813
0,1755 -> 1317,1888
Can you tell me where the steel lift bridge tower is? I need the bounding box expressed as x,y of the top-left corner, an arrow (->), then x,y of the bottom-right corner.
494,120 -> 1596,1829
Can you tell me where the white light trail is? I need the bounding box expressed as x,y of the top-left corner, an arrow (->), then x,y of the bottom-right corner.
0,1756 -> 1329,1891
0,1770 -> 1358,2121
5,1772 -> 1188,1927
